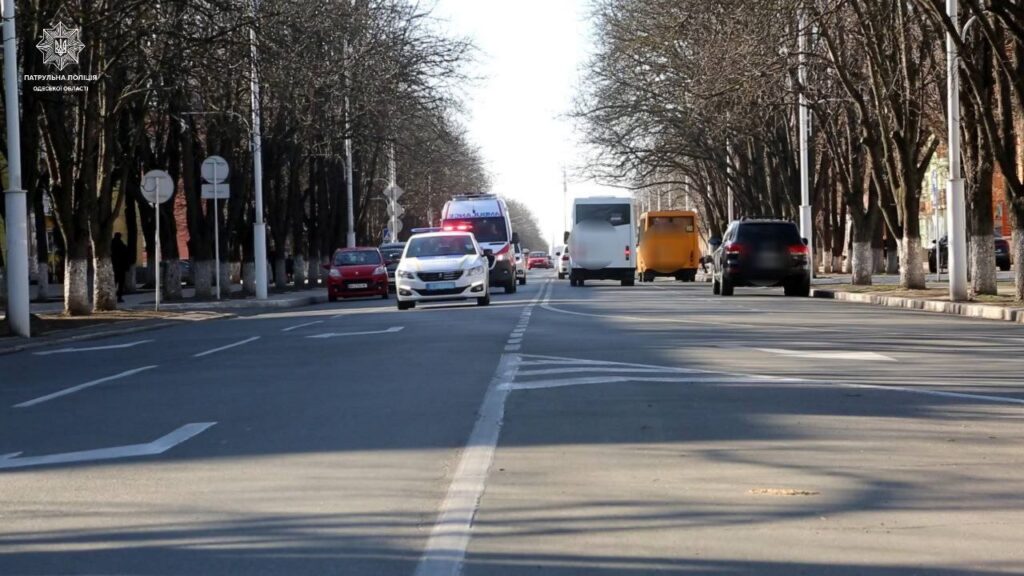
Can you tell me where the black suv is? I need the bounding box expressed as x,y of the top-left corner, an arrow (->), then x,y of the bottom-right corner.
378,242 -> 406,292
709,220 -> 811,297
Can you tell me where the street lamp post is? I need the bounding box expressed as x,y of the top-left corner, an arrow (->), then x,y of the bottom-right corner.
2,0 -> 30,337
250,0 -> 268,299
798,9 -> 815,273
945,0 -> 969,301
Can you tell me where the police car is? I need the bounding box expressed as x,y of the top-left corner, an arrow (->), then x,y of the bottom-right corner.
394,231 -> 493,310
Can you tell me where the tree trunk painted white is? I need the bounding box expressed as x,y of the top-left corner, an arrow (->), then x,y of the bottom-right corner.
218,261 -> 231,297
1013,229 -> 1024,301
163,258 -> 183,300
274,258 -> 287,289
898,237 -> 926,289
36,262 -> 50,301
230,262 -> 242,283
822,250 -> 834,274
835,255 -> 845,274
293,255 -> 307,288
243,262 -> 256,295
873,249 -> 885,274
194,259 -> 214,299
851,241 -> 873,285
93,256 -> 118,311
970,233 -> 996,295
64,258 -> 91,315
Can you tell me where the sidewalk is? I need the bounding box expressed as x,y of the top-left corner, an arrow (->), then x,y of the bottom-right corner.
1,283 -> 329,354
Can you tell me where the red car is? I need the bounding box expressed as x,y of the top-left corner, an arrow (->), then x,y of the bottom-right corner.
527,251 -> 552,269
325,247 -> 390,302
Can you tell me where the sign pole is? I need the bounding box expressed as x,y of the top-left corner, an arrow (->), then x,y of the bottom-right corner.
2,0 -> 30,337
155,199 -> 161,312
213,164 -> 221,300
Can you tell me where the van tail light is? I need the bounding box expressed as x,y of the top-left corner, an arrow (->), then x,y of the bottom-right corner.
625,245 -> 631,260
561,255 -> 569,261
788,244 -> 809,256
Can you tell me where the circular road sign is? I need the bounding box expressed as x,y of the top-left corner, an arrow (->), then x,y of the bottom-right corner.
141,170 -> 174,204
201,155 -> 230,184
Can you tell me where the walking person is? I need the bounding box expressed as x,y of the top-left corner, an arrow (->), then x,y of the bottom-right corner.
111,232 -> 130,303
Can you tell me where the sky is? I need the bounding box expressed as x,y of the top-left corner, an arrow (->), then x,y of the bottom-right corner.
431,0 -> 625,249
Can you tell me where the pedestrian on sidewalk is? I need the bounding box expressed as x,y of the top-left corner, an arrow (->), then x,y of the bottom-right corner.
111,233 -> 130,303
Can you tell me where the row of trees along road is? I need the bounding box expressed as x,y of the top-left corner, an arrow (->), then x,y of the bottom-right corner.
0,0 -> 490,315
575,0 -> 1024,300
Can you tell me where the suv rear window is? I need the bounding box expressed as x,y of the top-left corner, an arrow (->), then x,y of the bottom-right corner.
736,222 -> 801,244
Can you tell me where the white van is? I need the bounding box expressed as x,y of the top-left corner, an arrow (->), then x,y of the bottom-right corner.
568,196 -> 636,287
441,194 -> 520,293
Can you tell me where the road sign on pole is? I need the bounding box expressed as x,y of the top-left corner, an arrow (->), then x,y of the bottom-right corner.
142,170 -> 175,311
201,156 -> 230,300
383,184 -> 404,201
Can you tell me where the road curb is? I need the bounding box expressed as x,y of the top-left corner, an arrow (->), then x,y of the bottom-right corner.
811,289 -> 1024,324
127,293 -> 329,311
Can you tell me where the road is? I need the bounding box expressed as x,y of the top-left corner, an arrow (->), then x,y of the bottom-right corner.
2,271 -> 1023,575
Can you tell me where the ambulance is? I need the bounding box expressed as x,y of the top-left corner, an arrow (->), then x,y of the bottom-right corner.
441,194 -> 520,293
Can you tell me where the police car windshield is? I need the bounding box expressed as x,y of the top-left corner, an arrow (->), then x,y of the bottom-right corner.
407,235 -> 477,257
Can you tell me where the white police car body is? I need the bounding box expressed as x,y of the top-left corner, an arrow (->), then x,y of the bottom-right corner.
395,232 -> 492,310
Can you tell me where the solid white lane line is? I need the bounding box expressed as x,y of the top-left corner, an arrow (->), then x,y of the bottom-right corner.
281,320 -> 324,332
414,361 -> 522,576
33,339 -> 155,356
193,336 -> 260,358
505,375 -> 802,391
414,281 -> 550,576
517,366 -> 707,377
307,326 -> 404,339
0,422 -> 216,470
837,382 -> 1024,406
14,365 -> 159,408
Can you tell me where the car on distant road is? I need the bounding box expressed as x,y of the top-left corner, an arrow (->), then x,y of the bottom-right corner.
709,219 -> 810,297
528,251 -> 552,269
378,242 -> 406,292
556,246 -> 570,279
514,246 -> 528,285
929,235 -> 1012,272
395,231 -> 492,310
325,247 -> 390,302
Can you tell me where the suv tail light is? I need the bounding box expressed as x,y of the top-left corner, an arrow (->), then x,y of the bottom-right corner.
725,242 -> 746,256
788,244 -> 809,256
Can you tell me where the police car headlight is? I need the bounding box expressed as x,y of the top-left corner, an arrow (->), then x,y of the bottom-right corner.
398,270 -> 416,280
468,265 -> 485,276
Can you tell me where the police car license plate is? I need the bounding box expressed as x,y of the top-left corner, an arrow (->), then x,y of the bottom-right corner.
350,283 -> 368,289
427,281 -> 456,291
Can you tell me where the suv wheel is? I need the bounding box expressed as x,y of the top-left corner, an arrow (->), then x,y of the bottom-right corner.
506,279 -> 517,293
720,273 -> 734,296
785,276 -> 811,297
397,300 -> 414,310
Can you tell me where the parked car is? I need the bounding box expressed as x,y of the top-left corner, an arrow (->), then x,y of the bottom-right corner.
378,242 -> 406,292
325,247 -> 389,302
394,231 -> 492,310
929,235 -> 1013,272
709,219 -> 810,297
527,251 -> 552,269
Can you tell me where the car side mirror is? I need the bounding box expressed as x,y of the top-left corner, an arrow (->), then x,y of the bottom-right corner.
563,231 -> 571,243
511,232 -> 520,245
322,263 -> 331,271
709,237 -> 722,249
483,249 -> 495,265
801,238 -> 809,246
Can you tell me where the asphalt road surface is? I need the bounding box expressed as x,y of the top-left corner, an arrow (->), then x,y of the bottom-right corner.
2,270 -> 1023,575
